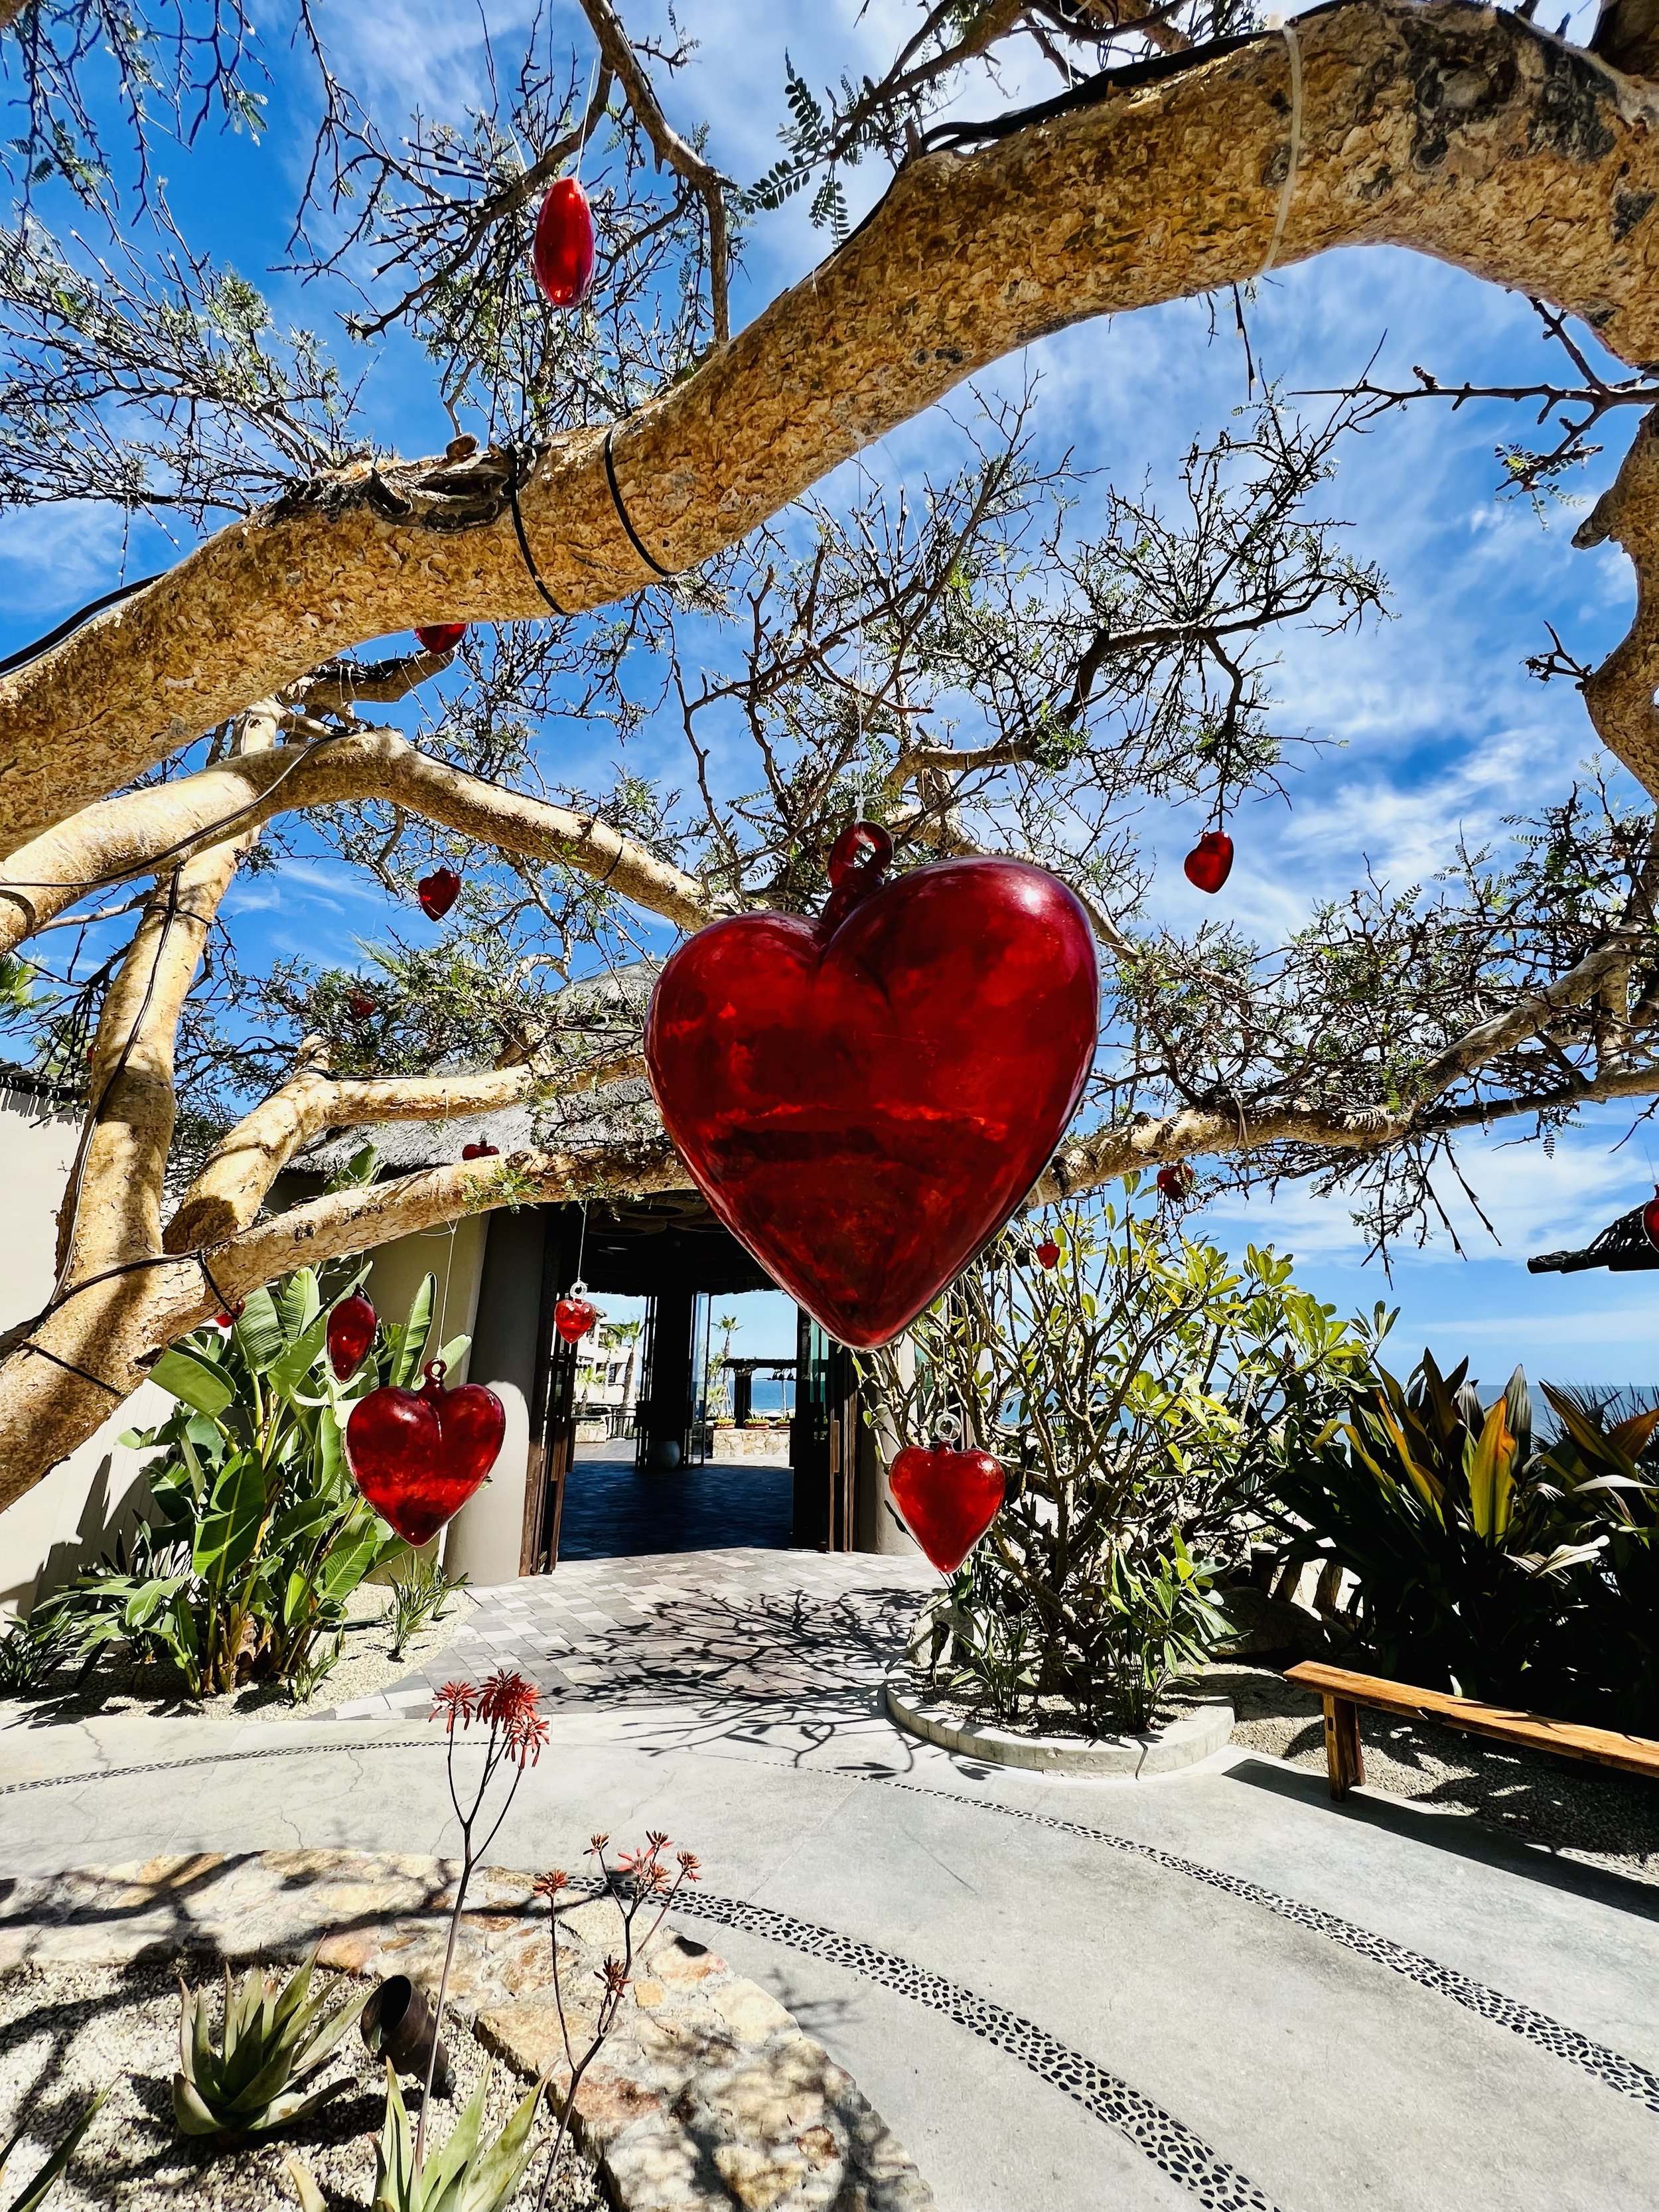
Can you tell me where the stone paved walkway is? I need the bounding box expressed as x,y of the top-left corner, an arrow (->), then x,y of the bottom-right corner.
334,1548 -> 930,1722
3,1548 -> 1658,2212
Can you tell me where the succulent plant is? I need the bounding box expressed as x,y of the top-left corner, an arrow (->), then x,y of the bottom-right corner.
1,2091 -> 106,2212
173,1953 -> 367,2140
373,2059 -> 543,2212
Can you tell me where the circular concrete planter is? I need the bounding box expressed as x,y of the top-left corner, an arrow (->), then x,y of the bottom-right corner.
884,1668 -> 1233,1777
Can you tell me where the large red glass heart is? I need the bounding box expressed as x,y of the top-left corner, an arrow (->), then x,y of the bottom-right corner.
1643,1189 -> 1659,1252
532,177 -> 597,309
890,1445 -> 1006,1574
1183,831 -> 1234,894
645,850 -> 1098,1347
415,623 -> 467,655
417,867 -> 461,921
326,1291 -> 377,1381
346,1361 -> 504,1546
554,1295 -> 597,1344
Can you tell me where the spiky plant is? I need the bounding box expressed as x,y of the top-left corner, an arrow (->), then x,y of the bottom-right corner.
287,2062 -> 544,2212
1,2091 -> 106,2212
172,1953 -> 367,2140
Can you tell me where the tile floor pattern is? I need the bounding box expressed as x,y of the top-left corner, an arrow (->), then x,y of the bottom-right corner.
334,1546 -> 937,1722
555,1452 -> 794,1560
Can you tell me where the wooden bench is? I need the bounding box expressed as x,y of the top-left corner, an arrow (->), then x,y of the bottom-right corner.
1283,1660 -> 1659,1800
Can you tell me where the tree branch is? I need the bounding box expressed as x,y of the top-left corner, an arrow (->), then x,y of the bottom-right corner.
0,727 -> 714,952
1575,406 -> 1659,798
3,5 -> 1655,851
577,0 -> 731,345
164,1041 -> 646,1251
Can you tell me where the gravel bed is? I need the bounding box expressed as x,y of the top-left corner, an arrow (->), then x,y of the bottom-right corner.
0,1957 -> 600,2212
0,1585 -> 470,1732
1209,1662 -> 1659,1887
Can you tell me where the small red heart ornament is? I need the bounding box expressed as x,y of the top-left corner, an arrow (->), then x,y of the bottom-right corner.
1643,1189 -> 1659,1252
415,623 -> 467,655
461,1141 -> 499,1161
1156,1162 -> 1196,1202
346,990 -> 375,1023
890,1445 -> 1006,1574
532,177 -> 597,309
1034,1238 -> 1060,1270
327,1291 -> 378,1380
645,844 -> 1098,1348
346,1361 -> 504,1546
1183,831 -> 1234,895
554,1295 -> 598,1344
417,867 -> 461,921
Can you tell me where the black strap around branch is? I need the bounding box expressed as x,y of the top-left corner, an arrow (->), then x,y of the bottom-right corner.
603,425 -> 676,581
507,445 -> 571,618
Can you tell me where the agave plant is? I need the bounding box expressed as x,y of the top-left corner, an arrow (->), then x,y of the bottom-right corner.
173,1953 -> 368,2140
286,2063 -> 544,2212
1,2091 -> 106,2212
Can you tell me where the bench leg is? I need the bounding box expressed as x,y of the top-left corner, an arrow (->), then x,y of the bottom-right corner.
1321,1694 -> 1364,1799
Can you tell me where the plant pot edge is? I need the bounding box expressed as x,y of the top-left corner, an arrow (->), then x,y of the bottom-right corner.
883,1666 -> 1234,1777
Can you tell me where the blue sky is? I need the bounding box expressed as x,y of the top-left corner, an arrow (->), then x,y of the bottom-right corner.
4,0 -> 1656,1386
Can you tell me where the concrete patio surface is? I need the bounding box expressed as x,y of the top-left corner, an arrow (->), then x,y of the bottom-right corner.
2,1548 -> 1656,2211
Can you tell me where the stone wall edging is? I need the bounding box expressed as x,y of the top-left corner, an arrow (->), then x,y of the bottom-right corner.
884,1668 -> 1234,1775
0,1848 -> 932,2212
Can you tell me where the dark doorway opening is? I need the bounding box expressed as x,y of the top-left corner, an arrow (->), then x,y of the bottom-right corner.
522,1195 -> 803,1568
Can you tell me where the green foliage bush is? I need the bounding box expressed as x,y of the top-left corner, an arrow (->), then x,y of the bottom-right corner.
863,1192 -> 1384,1734
33,1266 -> 465,1700
1272,1353 -> 1659,1729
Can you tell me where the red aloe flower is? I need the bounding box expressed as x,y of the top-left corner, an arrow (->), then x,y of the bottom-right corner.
431,1680 -> 476,1732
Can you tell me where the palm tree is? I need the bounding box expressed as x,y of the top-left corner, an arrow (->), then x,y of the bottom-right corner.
713,1313 -> 741,1419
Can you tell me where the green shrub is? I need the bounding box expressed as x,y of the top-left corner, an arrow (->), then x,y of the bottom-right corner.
1270,1355 -> 1659,1727
35,1266 -> 465,1700
1268,1353 -> 1599,1704
863,1193 -> 1382,1734
173,1954 -> 366,2140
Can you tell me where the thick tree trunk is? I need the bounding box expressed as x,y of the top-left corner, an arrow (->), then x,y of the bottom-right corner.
0,3 -> 1655,850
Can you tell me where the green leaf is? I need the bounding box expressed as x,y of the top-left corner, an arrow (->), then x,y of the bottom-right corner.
233,1286 -> 287,1374
193,1453 -> 267,1584
269,1311 -> 328,1400
390,1276 -> 436,1388
275,1270 -> 321,1341
150,1347 -> 236,1420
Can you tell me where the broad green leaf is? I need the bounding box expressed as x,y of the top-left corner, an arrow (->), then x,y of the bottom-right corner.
151,1347 -> 235,1419
269,1311 -> 328,1400
233,1286 -> 287,1374
193,1453 -> 267,1584
275,1270 -> 321,1341
390,1275 -> 437,1388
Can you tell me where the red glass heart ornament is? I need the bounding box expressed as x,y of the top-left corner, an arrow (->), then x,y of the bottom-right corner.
461,1141 -> 500,1161
326,1291 -> 377,1381
890,1445 -> 1006,1574
645,842 -> 1098,1349
415,623 -> 467,655
532,177 -> 597,309
346,989 -> 375,1023
417,867 -> 461,921
214,1305 -> 244,1329
554,1295 -> 598,1344
1644,1189 -> 1659,1252
1034,1238 -> 1060,1270
346,1360 -> 505,1546
1183,831 -> 1234,895
1156,1162 -> 1196,1203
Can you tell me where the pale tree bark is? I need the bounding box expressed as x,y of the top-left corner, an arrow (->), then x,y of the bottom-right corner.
0,727 -> 714,953
52,704 -> 278,1283
1,3 -> 1656,851
163,1043 -> 646,1250
0,1139 -> 689,1512
1576,407 -> 1659,796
